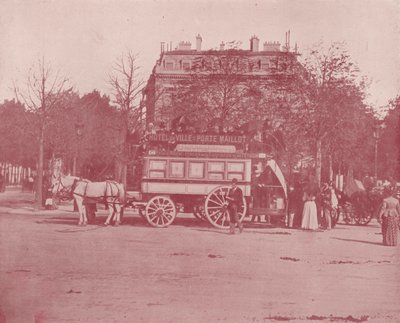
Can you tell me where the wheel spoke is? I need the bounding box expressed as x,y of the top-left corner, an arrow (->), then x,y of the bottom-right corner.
213,211 -> 223,223
161,213 -> 171,223
159,214 -> 166,225
212,193 -> 224,205
221,211 -> 228,225
156,216 -> 161,225
149,214 -> 158,222
209,209 -> 221,218
208,198 -> 223,206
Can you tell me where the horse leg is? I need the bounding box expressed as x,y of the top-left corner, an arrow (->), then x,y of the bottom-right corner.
104,202 -> 114,226
76,198 -> 88,226
114,203 -> 121,226
75,198 -> 84,226
82,204 -> 88,226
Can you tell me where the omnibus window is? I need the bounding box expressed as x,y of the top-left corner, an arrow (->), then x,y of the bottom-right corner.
208,162 -> 225,180
170,161 -> 185,178
208,162 -> 224,172
227,162 -> 244,172
149,160 -> 166,178
149,160 -> 166,170
149,171 -> 166,178
208,173 -> 224,180
227,173 -> 243,181
227,162 -> 245,181
189,162 -> 205,179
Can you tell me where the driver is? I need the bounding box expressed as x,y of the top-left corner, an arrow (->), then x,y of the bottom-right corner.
226,178 -> 244,234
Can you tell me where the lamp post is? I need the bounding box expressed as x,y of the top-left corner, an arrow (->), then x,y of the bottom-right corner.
72,121 -> 84,176
373,122 -> 386,184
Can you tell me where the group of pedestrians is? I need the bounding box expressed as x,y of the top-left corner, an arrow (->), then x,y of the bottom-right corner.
287,179 -> 400,247
288,180 -> 338,231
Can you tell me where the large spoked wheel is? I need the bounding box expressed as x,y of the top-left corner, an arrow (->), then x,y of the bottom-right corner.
205,186 -> 247,229
354,207 -> 373,225
145,196 -> 177,228
341,204 -> 356,225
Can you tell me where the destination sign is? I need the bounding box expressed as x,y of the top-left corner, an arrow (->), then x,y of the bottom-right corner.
146,150 -> 272,159
147,133 -> 247,144
176,144 -> 236,153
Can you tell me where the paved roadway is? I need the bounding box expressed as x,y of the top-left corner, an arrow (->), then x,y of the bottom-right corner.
0,188 -> 399,323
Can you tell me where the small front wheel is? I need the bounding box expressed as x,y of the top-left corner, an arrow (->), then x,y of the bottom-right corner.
145,196 -> 177,228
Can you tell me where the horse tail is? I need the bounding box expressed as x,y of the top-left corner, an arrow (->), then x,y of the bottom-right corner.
118,183 -> 126,205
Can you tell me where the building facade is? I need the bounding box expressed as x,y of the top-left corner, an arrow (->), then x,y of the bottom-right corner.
143,33 -> 303,129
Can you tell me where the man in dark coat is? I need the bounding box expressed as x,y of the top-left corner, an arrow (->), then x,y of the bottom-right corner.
226,178 -> 244,234
288,184 -> 303,228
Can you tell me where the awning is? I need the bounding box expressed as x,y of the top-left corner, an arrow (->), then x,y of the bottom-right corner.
266,159 -> 287,197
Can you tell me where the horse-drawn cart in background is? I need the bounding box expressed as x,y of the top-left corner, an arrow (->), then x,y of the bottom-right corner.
335,179 -> 383,226
125,131 -> 287,229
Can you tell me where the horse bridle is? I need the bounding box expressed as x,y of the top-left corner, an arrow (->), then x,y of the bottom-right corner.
52,175 -> 74,199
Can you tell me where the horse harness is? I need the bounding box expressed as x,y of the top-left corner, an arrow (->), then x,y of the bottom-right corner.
74,180 -> 123,205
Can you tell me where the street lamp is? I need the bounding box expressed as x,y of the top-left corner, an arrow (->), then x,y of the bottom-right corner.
373,122 -> 386,184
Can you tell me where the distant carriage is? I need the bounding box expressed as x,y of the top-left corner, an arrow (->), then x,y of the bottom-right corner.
335,179 -> 383,226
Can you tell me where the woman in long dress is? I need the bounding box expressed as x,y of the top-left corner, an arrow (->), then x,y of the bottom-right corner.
378,190 -> 400,246
301,185 -> 319,230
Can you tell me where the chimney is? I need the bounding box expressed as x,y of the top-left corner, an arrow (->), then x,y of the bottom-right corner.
250,35 -> 259,52
160,42 -> 165,53
178,41 -> 192,51
263,41 -> 281,52
196,34 -> 202,51
283,30 -> 291,52
220,41 -> 225,51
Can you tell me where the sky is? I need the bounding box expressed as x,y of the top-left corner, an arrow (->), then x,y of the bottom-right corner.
0,0 -> 399,110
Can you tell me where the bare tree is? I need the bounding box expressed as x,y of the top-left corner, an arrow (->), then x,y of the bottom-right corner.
14,58 -> 71,206
109,51 -> 145,188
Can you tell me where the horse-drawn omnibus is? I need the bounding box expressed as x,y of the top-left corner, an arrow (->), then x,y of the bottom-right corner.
125,131 -> 287,229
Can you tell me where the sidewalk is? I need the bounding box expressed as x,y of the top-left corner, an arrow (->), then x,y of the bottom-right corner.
0,185 -> 74,216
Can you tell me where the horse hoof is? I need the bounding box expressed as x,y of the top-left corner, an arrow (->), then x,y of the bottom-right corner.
114,221 -> 120,226
104,222 -> 109,226
78,222 -> 83,226
83,222 -> 87,226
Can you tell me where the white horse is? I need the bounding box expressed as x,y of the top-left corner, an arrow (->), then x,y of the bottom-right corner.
52,175 -> 125,226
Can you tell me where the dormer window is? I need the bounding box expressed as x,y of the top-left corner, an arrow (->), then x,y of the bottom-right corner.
165,61 -> 174,70
182,61 -> 191,70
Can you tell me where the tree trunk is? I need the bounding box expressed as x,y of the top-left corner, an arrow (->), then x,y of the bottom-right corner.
115,160 -> 122,182
337,159 -> 342,190
120,119 -> 129,189
328,154 -> 333,183
315,139 -> 322,187
122,164 -> 127,190
36,127 -> 44,207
